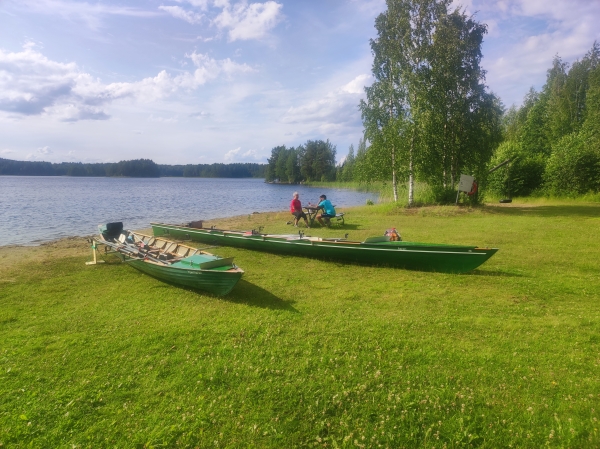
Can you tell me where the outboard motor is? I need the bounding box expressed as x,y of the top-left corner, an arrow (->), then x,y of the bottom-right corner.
98,222 -> 124,241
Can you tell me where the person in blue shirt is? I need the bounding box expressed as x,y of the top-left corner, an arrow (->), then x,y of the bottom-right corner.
315,194 -> 336,226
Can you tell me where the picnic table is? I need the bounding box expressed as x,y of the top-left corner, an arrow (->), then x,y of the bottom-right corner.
304,205 -> 321,227
304,205 -> 345,227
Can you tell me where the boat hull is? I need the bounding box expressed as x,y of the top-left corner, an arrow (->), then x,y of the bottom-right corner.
96,226 -> 244,296
151,223 -> 497,273
117,253 -> 243,296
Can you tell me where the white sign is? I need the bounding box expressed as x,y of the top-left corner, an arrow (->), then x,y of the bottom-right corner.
458,174 -> 475,193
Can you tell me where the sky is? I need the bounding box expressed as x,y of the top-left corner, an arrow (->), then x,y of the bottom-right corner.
1,0 -> 599,165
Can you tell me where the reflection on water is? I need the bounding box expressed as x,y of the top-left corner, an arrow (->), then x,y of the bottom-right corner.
0,177 -> 377,246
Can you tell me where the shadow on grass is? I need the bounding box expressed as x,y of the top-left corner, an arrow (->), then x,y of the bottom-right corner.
295,223 -> 362,231
225,280 -> 299,312
486,204 -> 600,218
329,224 -> 362,231
102,257 -> 295,311
464,269 -> 525,277
144,277 -> 297,312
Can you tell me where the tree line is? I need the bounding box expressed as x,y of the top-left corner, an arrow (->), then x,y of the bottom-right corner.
0,158 -> 161,177
0,158 -> 266,178
335,1 -> 599,201
264,140 -> 337,183
487,43 -> 600,197
158,163 -> 265,178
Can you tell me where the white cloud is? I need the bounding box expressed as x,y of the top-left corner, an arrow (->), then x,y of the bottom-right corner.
37,146 -> 52,155
349,0 -> 386,13
513,0 -> 598,22
25,145 -> 53,160
63,150 -> 78,161
14,0 -> 158,30
0,45 -> 255,121
340,74 -> 370,95
1,149 -> 16,155
463,0 -> 600,105
223,146 -> 260,162
154,0 -> 283,41
213,1 -> 283,41
159,5 -> 203,24
214,0 -> 230,9
189,111 -> 211,119
148,114 -> 179,123
176,0 -> 210,10
281,74 -> 369,128
186,51 -> 255,79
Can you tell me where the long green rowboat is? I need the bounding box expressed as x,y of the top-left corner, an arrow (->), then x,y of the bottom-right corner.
93,223 -> 243,295
151,222 -> 498,273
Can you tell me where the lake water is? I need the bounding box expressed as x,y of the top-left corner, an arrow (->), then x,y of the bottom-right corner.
0,177 -> 377,246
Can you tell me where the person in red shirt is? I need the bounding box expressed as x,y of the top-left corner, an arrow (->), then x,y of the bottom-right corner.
290,192 -> 310,228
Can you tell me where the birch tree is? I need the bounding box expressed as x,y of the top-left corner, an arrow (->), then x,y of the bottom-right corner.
360,0 -> 449,204
423,9 -> 501,189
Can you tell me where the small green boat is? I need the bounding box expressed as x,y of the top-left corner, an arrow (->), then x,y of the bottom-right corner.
151,222 -> 498,273
92,222 -> 243,295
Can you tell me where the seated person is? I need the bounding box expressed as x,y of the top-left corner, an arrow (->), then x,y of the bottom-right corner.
290,192 -> 310,228
315,194 -> 336,226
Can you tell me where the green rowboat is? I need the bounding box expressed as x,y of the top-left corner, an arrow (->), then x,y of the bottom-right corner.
151,222 -> 498,273
93,223 -> 243,295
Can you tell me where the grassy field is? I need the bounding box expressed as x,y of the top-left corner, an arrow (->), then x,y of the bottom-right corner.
1,201 -> 599,448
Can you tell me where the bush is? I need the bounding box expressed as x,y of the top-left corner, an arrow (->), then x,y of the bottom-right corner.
544,132 -> 600,195
428,186 -> 459,205
487,141 -> 545,197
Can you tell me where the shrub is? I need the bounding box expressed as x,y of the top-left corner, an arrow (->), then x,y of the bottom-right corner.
428,186 -> 459,205
487,141 -> 545,197
544,131 -> 600,195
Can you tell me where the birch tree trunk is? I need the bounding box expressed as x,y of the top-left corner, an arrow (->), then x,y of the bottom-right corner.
392,146 -> 398,202
408,132 -> 415,206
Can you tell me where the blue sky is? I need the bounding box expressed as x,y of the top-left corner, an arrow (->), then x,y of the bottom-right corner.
1,0 -> 599,165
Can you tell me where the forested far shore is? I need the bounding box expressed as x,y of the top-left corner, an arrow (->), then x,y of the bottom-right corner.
0,158 -> 266,178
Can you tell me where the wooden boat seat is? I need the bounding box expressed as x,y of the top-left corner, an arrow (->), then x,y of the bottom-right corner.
176,246 -> 190,257
163,242 -> 178,253
153,239 -> 168,249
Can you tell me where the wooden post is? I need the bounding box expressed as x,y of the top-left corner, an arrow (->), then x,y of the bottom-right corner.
86,240 -> 105,265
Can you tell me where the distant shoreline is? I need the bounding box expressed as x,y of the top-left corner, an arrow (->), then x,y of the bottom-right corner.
0,174 -> 264,179
0,157 -> 267,178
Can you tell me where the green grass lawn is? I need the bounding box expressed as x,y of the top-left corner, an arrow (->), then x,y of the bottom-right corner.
1,202 -> 599,448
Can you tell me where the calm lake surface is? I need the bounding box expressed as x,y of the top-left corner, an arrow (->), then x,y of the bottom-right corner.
0,177 -> 377,247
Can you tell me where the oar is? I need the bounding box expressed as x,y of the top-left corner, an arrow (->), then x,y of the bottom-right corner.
122,257 -> 146,263
121,243 -> 168,265
98,239 -> 169,265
